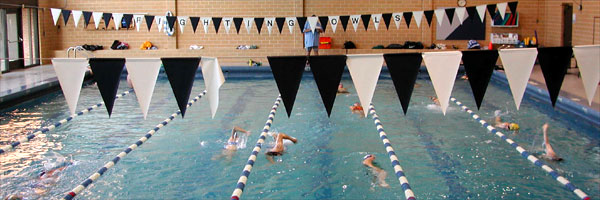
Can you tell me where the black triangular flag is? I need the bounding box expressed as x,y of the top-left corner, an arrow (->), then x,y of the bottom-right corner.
403,12 -> 413,28
309,55 -> 347,117
189,17 -> 200,33
103,13 -> 112,29
255,18 -> 264,34
144,15 -> 154,31
89,58 -> 125,117
462,50 -> 499,110
213,17 -> 222,33
466,6 -> 477,22
340,16 -> 350,32
61,10 -> 71,25
319,16 -> 329,32
445,8 -> 455,25
424,10 -> 434,27
122,14 -> 133,29
382,13 -> 392,30
166,16 -> 176,32
268,56 -> 306,117
275,17 -> 285,34
297,17 -> 307,33
82,11 -> 92,27
161,58 -> 201,118
233,18 -> 243,34
384,53 -> 422,115
508,2 -> 518,15
487,4 -> 497,18
361,14 -> 371,31
537,47 -> 573,107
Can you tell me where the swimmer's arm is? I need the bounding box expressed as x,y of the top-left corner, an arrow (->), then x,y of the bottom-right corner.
233,126 -> 249,134
543,123 -> 550,145
266,155 -> 275,164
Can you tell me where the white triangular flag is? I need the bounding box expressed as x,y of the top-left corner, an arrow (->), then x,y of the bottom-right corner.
350,15 -> 360,32
573,45 -> 600,106
157,16 -> 165,32
125,58 -> 161,119
413,11 -> 423,28
223,17 -> 233,34
51,8 -> 61,26
346,54 -> 384,117
497,2 -> 507,20
307,16 -> 318,33
133,15 -> 144,32
92,12 -> 103,29
112,13 -> 123,30
499,48 -> 538,110
244,17 -> 254,34
435,9 -> 445,26
476,5 -> 487,23
392,13 -> 402,29
455,7 -> 467,24
72,10 -> 82,28
178,16 -> 188,33
329,16 -> 339,33
201,57 -> 226,118
201,17 -> 211,34
286,17 -> 296,34
265,17 -> 275,34
371,14 -> 382,31
52,58 -> 88,115
422,51 -> 463,115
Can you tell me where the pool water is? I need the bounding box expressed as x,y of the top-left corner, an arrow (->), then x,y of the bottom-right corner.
1,73 -> 599,199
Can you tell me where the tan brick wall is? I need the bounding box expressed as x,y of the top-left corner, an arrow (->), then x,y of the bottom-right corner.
541,0 -> 600,46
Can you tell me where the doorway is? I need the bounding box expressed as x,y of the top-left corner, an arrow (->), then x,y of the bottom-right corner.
562,3 -> 573,47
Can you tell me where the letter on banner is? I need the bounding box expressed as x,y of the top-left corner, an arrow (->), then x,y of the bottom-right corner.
476,5 -> 487,23
309,55 -> 347,117
52,58 -> 88,115
455,7 -> 467,24
435,9 -> 445,26
125,58 -> 161,119
201,57 -> 226,118
268,56 -> 307,117
392,13 -> 402,29
156,16 -> 165,32
51,8 -> 61,26
265,17 -> 275,34
371,14 -> 382,31
133,15 -> 144,31
72,10 -> 82,28
286,17 -> 296,34
178,16 -> 188,33
573,45 -> 600,106
92,12 -> 103,29
89,58 -> 126,117
497,2 -> 507,20
307,16 -> 318,33
329,16 -> 339,33
423,51 -> 462,115
112,13 -> 123,30
499,48 -> 538,110
161,58 -> 201,118
200,17 -> 211,34
350,15 -> 360,32
244,17 -> 254,34
223,17 -> 233,34
346,54 -> 384,117
413,11 -> 423,28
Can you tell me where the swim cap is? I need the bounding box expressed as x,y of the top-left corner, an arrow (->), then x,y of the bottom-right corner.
509,123 -> 520,131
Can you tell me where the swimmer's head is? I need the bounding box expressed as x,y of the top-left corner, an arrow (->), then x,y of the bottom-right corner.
339,83 -> 343,88
4,194 -> 23,200
363,154 -> 375,161
509,123 -> 520,131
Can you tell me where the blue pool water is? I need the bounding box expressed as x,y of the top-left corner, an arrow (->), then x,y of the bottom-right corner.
1,72 -> 599,199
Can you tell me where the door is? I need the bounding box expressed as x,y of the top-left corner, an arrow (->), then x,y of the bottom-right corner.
562,4 -> 573,47
6,9 -> 23,70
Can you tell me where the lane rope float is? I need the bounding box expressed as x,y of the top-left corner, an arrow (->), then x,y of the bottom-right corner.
368,104 -> 416,200
231,95 -> 282,200
450,97 -> 590,200
0,89 -> 134,155
61,90 -> 207,200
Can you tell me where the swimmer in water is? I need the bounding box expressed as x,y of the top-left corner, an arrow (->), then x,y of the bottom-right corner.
349,102 -> 365,117
495,116 -> 520,133
337,83 -> 349,94
265,132 -> 297,164
362,154 -> 390,188
213,126 -> 250,161
542,123 -> 563,161
429,96 -> 440,106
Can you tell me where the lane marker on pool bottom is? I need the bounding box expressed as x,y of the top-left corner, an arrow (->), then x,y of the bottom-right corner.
61,90 -> 206,200
369,104 -> 416,200
450,97 -> 590,200
231,95 -> 282,200
0,89 -> 134,155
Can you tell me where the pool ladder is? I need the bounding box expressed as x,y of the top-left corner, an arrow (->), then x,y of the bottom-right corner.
66,46 -> 94,58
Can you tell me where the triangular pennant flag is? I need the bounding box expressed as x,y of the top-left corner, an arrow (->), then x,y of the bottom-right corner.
497,2 -> 508,20
424,10 -> 434,27
243,17 -> 254,34
112,13 -> 123,30
89,58 -> 126,117
51,8 -> 61,26
255,18 -> 264,34
92,12 -> 103,29
462,50 -> 499,109
455,7 -> 466,24
499,48 -> 538,110
61,10 -> 71,25
309,55 -> 347,117
360,14 -> 370,31
201,57 -> 226,118
445,8 -> 455,25
72,10 -> 82,28
275,17 -> 285,34
340,15 -> 350,32
200,17 -> 211,34
233,17 -> 243,34
392,13 -> 402,29
383,53 -> 422,115
144,15 -> 154,31
189,17 -> 200,33
413,11 -> 423,28
329,16 -> 340,33
268,56 -> 306,117
133,15 -> 144,31
177,16 -> 188,33
265,17 -> 275,34
403,12 -> 413,28
125,58 -> 161,119
508,2 -> 519,16
297,17 -> 307,33
212,17 -> 222,33
307,16 -> 318,33
422,51 -> 462,115
350,15 -> 361,32
122,14 -> 133,29
466,6 -> 477,22
319,16 -> 328,32
476,5 -> 487,23
435,9 -> 445,26
382,13 -> 392,30
487,4 -> 497,19
83,11 -> 92,28
573,45 -> 600,106
156,16 -> 165,32
52,58 -> 88,115
103,13 -> 112,29
537,47 -> 573,107
346,54 -> 384,117
166,16 -> 177,32
371,14 -> 382,31
223,17 -> 233,34
161,57 -> 201,118
285,17 -> 296,34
